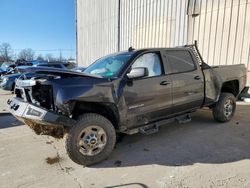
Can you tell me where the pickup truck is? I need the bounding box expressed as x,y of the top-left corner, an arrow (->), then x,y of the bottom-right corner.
7,43 -> 247,166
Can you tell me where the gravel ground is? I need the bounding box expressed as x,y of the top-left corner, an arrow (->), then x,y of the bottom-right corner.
0,83 -> 250,187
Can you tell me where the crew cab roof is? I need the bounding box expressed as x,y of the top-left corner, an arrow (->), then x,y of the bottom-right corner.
111,46 -> 192,56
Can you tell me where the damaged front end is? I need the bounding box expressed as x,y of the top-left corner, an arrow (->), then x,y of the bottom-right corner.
8,67 -> 114,138
8,75 -> 76,138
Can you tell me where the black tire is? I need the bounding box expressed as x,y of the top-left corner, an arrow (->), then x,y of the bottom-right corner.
212,92 -> 236,122
11,83 -> 15,91
66,113 -> 116,166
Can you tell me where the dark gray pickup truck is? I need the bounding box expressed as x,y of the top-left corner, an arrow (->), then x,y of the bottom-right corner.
8,44 -> 247,166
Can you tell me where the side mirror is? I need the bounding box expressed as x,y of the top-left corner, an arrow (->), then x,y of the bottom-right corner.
127,67 -> 148,79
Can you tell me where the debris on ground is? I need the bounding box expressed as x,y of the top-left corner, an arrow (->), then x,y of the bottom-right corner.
46,156 -> 61,165
46,141 -> 54,145
65,167 -> 74,173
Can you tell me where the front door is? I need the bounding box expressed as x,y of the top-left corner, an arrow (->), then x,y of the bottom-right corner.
122,52 -> 172,128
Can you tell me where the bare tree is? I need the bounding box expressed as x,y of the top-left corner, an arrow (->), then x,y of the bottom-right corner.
36,54 -> 44,61
18,48 -> 35,61
0,43 -> 13,61
59,49 -> 63,61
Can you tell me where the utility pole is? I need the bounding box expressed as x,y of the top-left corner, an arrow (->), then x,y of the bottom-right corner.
59,49 -> 62,61
117,0 -> 121,52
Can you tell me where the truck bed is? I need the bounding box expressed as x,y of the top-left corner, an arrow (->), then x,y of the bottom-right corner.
203,64 -> 246,105
211,64 -> 246,83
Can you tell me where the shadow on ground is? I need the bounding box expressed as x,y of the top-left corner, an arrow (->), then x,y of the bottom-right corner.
93,103 -> 250,168
0,115 -> 23,129
1,102 -> 250,169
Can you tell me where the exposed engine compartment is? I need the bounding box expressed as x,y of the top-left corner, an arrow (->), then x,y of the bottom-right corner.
31,84 -> 54,110
15,75 -> 57,111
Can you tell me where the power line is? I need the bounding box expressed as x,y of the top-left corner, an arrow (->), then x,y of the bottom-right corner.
12,49 -> 75,52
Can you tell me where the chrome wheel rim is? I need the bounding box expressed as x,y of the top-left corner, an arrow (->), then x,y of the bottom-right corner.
224,99 -> 233,117
78,126 -> 107,156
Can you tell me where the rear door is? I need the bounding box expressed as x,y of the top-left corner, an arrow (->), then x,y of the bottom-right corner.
165,49 -> 204,114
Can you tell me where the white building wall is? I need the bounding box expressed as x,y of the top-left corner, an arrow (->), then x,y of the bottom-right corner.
119,0 -> 189,50
77,0 -> 250,70
76,0 -> 119,66
188,0 -> 250,69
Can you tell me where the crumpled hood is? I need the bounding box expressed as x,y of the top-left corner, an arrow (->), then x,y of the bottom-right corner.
45,76 -> 114,102
15,66 -> 120,115
17,66 -> 102,78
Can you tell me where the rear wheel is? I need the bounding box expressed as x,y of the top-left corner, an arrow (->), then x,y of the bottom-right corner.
66,113 -> 116,166
212,92 -> 236,122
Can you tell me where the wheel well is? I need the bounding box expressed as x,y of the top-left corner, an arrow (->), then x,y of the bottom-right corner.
221,80 -> 239,97
72,102 -> 120,130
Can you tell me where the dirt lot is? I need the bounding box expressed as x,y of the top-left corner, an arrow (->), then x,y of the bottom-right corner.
1,86 -> 250,187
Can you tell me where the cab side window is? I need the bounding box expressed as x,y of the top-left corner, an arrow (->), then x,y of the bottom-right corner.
132,53 -> 162,77
166,50 -> 196,74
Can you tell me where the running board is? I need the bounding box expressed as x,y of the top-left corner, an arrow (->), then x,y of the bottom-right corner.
123,113 -> 192,135
176,114 -> 192,124
139,124 -> 159,135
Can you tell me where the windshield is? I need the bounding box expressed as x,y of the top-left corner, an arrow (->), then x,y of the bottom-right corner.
84,53 -> 132,78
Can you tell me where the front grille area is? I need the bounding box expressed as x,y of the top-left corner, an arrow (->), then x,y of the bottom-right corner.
16,84 -> 54,111
15,88 -> 25,99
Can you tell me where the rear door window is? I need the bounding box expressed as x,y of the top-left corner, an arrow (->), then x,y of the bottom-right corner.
165,50 -> 196,74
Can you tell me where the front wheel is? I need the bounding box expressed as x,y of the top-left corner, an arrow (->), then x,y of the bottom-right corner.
212,92 -> 236,122
66,113 -> 116,166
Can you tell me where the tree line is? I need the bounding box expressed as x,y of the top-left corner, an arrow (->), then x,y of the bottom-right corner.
0,42 -> 68,62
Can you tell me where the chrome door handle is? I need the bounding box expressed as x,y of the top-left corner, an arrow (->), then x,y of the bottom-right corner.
194,76 -> 201,80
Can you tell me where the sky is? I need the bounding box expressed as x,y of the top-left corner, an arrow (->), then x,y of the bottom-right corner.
0,0 -> 76,59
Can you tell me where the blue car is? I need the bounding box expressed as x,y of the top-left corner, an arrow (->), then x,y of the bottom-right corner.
0,68 -> 7,76
0,63 -> 67,91
0,73 -> 33,91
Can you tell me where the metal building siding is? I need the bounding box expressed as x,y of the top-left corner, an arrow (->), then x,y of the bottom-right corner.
119,0 -> 189,50
77,0 -> 250,70
188,0 -> 250,70
77,0 -> 118,66
77,0 -> 189,65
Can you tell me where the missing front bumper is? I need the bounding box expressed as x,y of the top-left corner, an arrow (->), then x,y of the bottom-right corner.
8,97 -> 76,138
